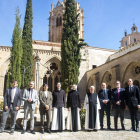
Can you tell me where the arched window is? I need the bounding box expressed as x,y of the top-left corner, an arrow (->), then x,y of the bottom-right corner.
56,16 -> 62,27
126,41 -> 127,45
134,38 -> 136,43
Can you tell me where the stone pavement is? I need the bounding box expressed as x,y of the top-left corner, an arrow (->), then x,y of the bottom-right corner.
0,111 -> 140,140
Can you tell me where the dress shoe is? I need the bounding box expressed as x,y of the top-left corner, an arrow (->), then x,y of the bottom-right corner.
52,130 -> 57,133
58,130 -> 62,133
107,127 -> 112,130
41,130 -> 44,134
47,130 -> 52,133
122,127 -> 125,130
21,130 -> 25,134
93,129 -> 97,132
100,127 -> 104,130
115,127 -> 118,131
129,128 -> 135,131
30,130 -> 36,134
136,128 -> 139,132
10,130 -> 14,135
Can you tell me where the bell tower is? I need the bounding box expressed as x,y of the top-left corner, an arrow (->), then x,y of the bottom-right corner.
131,23 -> 138,33
48,0 -> 85,43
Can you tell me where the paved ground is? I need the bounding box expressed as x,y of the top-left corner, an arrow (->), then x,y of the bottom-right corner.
0,111 -> 140,140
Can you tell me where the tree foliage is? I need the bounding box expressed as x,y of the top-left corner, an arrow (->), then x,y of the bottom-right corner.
21,0 -> 33,89
7,7 -> 23,88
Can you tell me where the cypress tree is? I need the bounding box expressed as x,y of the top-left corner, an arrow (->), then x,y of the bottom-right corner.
7,7 -> 23,88
61,0 -> 88,93
21,0 -> 33,89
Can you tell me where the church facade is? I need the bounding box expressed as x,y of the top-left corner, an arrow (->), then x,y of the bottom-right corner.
0,0 -> 140,101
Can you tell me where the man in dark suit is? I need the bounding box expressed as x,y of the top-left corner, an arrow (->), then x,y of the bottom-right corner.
39,83 -> 53,134
111,81 -> 125,130
98,83 -> 111,130
0,79 -> 22,134
125,78 -> 140,132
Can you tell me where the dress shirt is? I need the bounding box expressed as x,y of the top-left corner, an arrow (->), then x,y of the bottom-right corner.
129,85 -> 133,93
44,91 -> 48,98
11,87 -> 16,103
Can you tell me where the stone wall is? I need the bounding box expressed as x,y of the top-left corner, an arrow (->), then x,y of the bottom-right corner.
0,41 -> 117,101
86,42 -> 140,99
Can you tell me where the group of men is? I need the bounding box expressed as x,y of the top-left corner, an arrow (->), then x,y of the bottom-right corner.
0,78 -> 140,135
97,79 -> 140,132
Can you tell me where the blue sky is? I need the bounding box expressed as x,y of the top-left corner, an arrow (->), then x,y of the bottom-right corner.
0,0 -> 140,50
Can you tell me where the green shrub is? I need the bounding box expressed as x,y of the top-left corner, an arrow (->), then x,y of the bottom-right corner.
80,101 -> 86,128
0,101 -> 4,110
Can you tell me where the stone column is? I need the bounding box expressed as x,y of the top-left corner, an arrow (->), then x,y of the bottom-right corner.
34,53 -> 40,114
52,75 -> 54,92
111,67 -> 117,89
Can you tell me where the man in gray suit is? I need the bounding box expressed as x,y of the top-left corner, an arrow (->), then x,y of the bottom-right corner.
39,83 -> 52,134
21,81 -> 38,134
0,79 -> 22,135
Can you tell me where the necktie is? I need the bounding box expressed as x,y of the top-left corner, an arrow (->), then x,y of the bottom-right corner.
129,86 -> 132,93
29,90 -> 32,99
104,90 -> 108,99
118,89 -> 120,100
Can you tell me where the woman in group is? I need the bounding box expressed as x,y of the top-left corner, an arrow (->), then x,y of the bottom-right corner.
67,84 -> 81,132
83,86 -> 101,131
39,83 -> 53,134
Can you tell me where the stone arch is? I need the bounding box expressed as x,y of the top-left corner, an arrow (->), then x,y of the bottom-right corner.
0,57 -> 10,96
0,58 -> 10,76
87,76 -> 93,92
54,11 -> 63,17
86,75 -> 96,93
122,62 -> 140,88
40,56 -> 61,79
39,57 -> 61,92
101,71 -> 112,86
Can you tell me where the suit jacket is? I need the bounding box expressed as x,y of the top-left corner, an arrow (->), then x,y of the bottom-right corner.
22,88 -> 38,110
125,85 -> 140,107
39,91 -> 53,113
52,89 -> 65,108
98,89 -> 111,108
111,88 -> 125,109
4,87 -> 22,111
